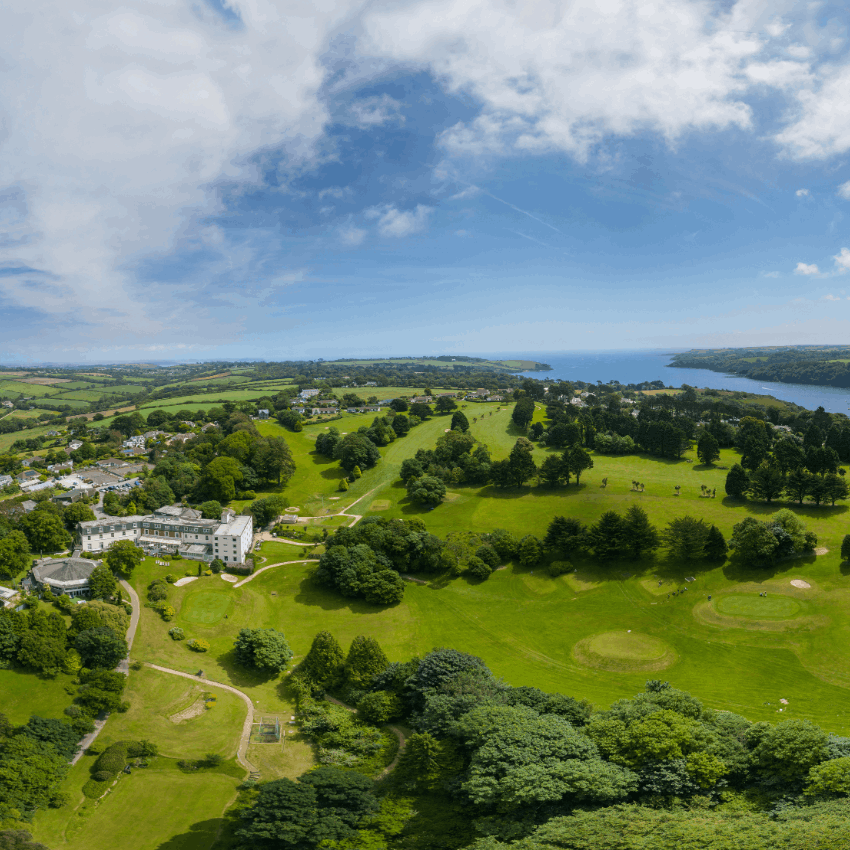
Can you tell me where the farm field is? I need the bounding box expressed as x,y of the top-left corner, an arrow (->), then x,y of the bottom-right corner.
0,380 -> 63,397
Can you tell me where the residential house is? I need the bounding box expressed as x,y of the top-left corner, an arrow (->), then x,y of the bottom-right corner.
291,406 -> 307,415
488,395 -> 504,402
201,423 -> 218,432
1,401 -> 13,409
46,461 -> 73,473
122,435 -> 145,449
16,469 -> 40,484
412,396 -> 433,404
257,409 -> 269,419
0,474 -> 12,488
168,433 -> 193,445
311,407 -> 337,416
66,440 -> 83,453
121,446 -> 146,457
298,389 -> 320,400
53,488 -> 94,504
47,430 -> 59,436
21,500 -> 37,513
20,481 -> 53,494
96,458 -> 127,470
364,381 -> 377,387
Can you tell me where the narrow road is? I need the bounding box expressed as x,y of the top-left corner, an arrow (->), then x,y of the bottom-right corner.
70,578 -> 141,765
146,663 -> 258,774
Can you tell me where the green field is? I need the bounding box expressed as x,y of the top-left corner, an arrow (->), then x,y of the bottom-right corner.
0,380 -> 63,397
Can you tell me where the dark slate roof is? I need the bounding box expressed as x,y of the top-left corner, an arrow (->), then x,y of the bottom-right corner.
32,557 -> 96,584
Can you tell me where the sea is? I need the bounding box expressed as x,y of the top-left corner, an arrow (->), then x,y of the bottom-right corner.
490,350 -> 850,415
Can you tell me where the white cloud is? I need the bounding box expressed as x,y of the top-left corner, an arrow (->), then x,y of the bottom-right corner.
361,0 -> 817,162
0,0 -> 360,350
834,247 -> 850,273
776,65 -> 850,159
838,182 -> 850,200
371,205 -> 432,237
795,262 -> 820,275
762,270 -> 780,278
339,225 -> 367,246
824,294 -> 841,301
795,188 -> 809,196
345,94 -> 404,128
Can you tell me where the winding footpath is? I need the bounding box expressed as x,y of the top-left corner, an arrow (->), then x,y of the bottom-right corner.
325,695 -> 407,779
70,580 -> 141,765
145,664 -> 258,774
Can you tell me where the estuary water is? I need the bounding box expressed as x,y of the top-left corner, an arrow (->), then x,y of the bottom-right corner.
500,350 -> 850,415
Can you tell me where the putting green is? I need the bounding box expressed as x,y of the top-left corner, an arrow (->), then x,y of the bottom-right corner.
715,594 -> 802,620
572,631 -> 676,673
181,591 -> 233,625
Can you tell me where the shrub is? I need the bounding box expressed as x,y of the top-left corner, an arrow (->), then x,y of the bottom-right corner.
548,560 -> 571,577
49,790 -> 70,808
466,556 -> 493,580
210,559 -> 223,574
475,544 -> 501,569
93,770 -> 113,782
159,605 -> 175,622
95,745 -> 127,775
188,638 -> 209,653
165,574 -> 177,583
86,740 -> 106,756
64,705 -> 82,718
83,778 -> 111,798
185,570 -> 194,576
169,627 -> 185,641
204,569 -> 212,576
358,690 -> 403,724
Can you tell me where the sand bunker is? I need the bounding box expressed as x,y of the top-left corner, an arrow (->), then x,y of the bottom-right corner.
220,573 -> 238,583
170,697 -> 207,723
790,579 -> 811,589
174,576 -> 198,587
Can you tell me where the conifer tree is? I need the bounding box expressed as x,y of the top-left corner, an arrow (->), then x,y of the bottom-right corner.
298,630 -> 344,690
704,525 -> 728,561
622,505 -> 659,559
344,636 -> 389,688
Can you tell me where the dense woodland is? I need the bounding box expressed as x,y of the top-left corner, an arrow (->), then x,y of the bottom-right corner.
228,634 -> 850,850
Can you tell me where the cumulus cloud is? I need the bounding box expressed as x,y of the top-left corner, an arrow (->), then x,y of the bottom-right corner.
796,188 -> 809,196
361,0 -> 815,161
834,247 -> 850,273
824,294 -> 842,301
838,182 -> 850,200
795,262 -> 820,275
0,0 -> 360,351
370,205 -> 432,237
776,65 -> 850,159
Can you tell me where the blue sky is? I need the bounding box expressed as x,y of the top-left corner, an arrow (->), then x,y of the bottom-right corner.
2,0 -> 850,362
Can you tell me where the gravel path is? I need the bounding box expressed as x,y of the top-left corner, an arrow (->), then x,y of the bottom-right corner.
146,663 -> 258,775
70,579 -> 141,765
233,559 -> 315,588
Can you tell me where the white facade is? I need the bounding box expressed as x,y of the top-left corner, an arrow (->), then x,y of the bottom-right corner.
78,505 -> 254,564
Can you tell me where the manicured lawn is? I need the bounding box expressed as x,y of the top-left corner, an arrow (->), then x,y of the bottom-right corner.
34,763 -> 238,850
103,665 -> 245,759
715,594 -> 802,619
0,667 -> 78,725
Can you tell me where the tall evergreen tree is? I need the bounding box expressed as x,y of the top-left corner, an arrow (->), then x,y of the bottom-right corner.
696,433 -> 720,466
704,525 -> 728,561
724,464 -> 749,499
588,511 -> 626,561
298,631 -> 344,690
622,505 -> 659,559
344,636 -> 389,688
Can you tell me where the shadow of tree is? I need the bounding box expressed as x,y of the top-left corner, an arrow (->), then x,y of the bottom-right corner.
154,819 -> 228,850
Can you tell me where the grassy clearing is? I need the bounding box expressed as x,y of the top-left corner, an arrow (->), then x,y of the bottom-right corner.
103,666 -> 245,759
573,631 -> 677,672
0,667 -> 78,725
34,762 -> 238,850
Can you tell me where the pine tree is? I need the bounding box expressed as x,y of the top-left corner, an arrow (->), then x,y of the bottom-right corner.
622,505 -> 659,559
344,636 -> 389,688
298,630 -> 344,690
588,511 -> 626,561
724,463 -> 749,499
704,525 -> 728,561
841,534 -> 850,562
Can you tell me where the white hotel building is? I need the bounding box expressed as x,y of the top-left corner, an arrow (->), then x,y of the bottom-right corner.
77,505 -> 253,565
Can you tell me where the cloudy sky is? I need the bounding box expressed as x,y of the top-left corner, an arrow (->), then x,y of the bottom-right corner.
2,0 -> 850,363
